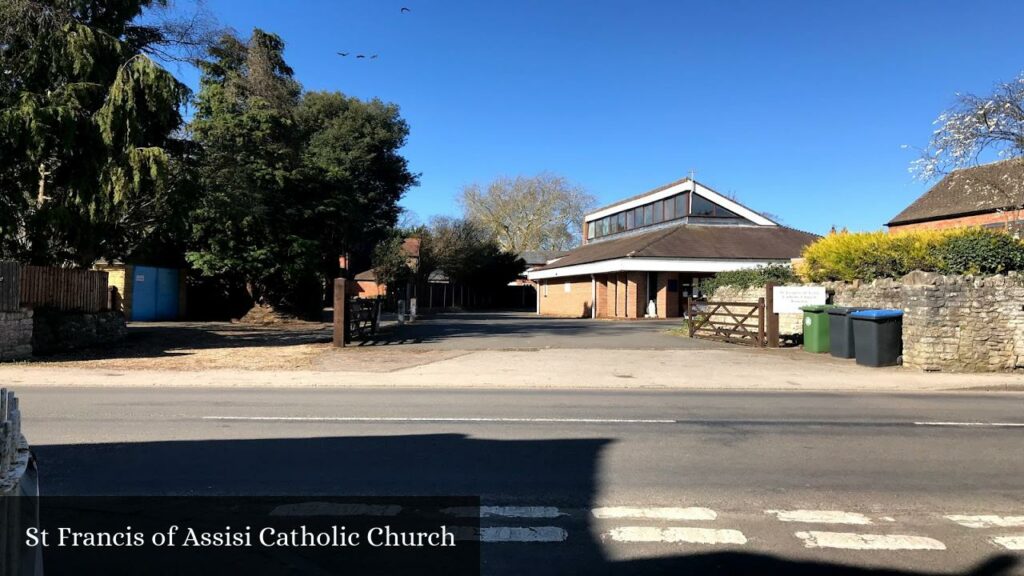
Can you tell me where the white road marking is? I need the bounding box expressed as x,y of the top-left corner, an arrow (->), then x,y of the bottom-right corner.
914,421 -> 1024,428
593,507 -> 717,521
794,531 -> 945,551
608,527 -> 746,545
480,527 -> 568,543
270,502 -> 401,516
992,536 -> 1024,551
203,416 -> 675,424
945,515 -> 1024,529
443,506 -> 564,518
766,510 -> 872,525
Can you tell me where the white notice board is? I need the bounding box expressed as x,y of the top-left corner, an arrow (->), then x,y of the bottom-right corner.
772,286 -> 826,314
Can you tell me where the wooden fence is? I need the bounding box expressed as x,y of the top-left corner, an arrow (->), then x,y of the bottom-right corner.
0,262 -> 18,312
687,297 -> 767,347
2,263 -> 110,313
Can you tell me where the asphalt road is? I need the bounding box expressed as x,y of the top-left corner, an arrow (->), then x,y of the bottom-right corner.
17,386 -> 1024,575
357,311 -> 720,350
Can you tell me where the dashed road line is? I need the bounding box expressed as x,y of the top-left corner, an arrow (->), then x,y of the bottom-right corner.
945,515 -> 1024,529
991,536 -> 1024,551
480,527 -> 568,543
593,507 -> 717,521
766,509 -> 873,525
202,416 -> 676,424
794,531 -> 946,551
607,527 -> 747,545
269,502 -> 401,516
443,506 -> 565,518
913,421 -> 1024,428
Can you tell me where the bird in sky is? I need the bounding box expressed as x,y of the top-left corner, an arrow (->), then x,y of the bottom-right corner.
401,7 -> 411,13
370,54 -> 378,59
356,54 -> 366,59
336,52 -> 349,57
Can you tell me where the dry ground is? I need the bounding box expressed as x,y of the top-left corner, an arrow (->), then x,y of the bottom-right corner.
23,321 -> 467,372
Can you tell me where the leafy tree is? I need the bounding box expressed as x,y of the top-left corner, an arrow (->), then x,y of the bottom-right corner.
187,30 -> 417,316
460,173 -> 595,253
0,0 -> 193,266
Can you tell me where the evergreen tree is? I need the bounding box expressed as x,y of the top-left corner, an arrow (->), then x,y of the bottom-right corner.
0,0 -> 191,266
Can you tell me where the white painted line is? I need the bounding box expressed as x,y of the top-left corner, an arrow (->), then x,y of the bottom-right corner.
794,531 -> 945,551
443,506 -> 564,518
766,510 -> 872,525
608,527 -> 746,545
914,421 -> 1024,428
992,536 -> 1024,551
270,502 -> 401,517
945,515 -> 1024,529
480,527 -> 568,543
593,507 -> 717,521
203,416 -> 676,424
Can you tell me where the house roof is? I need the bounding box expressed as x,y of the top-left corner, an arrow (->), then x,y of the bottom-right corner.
536,223 -> 819,271
888,159 -> 1024,225
353,269 -> 378,281
519,250 -> 568,266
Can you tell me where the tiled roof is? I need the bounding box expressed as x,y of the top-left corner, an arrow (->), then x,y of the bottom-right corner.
888,159 -> 1024,225
538,223 -> 819,270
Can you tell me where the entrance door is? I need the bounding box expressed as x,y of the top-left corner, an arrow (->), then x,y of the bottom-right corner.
646,272 -> 658,317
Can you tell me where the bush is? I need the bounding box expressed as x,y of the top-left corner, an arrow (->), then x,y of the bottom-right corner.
701,264 -> 798,297
936,228 -> 1024,275
801,228 -> 1024,282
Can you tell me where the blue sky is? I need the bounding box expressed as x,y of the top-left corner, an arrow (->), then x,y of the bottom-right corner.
164,0 -> 1024,235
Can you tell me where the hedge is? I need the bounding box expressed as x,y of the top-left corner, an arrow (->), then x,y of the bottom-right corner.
701,264 -> 798,297
801,228 -> 1024,282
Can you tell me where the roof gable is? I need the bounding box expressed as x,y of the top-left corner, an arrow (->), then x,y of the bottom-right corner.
585,178 -> 776,227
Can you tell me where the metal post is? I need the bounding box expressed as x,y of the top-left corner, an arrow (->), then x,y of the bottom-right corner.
333,278 -> 346,348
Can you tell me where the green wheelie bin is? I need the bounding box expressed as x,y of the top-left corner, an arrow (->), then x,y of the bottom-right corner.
800,305 -> 836,353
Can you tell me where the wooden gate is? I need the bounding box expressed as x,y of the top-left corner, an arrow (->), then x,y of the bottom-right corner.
687,297 -> 766,347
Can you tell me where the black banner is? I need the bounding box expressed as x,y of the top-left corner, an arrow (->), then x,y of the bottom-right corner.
7,496 -> 480,576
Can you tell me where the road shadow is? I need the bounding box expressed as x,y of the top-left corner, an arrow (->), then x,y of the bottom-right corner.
32,434 -> 1019,575
28,321 -> 332,362
350,311 -> 705,350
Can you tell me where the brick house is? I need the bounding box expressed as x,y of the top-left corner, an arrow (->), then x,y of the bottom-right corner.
526,177 -> 818,318
887,158 -> 1024,233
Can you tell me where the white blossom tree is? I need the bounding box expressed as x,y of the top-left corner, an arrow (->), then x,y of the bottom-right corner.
911,73 -> 1024,230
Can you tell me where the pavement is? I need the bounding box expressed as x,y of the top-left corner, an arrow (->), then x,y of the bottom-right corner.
18,386 -> 1024,575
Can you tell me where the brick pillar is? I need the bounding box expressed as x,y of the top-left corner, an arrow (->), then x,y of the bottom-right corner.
627,272 -> 647,319
595,275 -> 609,318
615,273 -> 627,318
657,272 -> 680,318
663,270 -> 679,315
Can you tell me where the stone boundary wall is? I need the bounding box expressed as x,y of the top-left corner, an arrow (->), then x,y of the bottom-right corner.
825,272 -> 1024,373
31,309 -> 127,355
0,310 -> 33,361
713,273 -> 1024,372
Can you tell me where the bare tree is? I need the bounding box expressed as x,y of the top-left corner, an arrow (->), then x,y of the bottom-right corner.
460,173 -> 595,253
911,73 -> 1024,230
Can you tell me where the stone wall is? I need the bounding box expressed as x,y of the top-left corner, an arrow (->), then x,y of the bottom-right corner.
0,310 -> 33,361
31,309 -> 127,355
824,272 -> 1024,372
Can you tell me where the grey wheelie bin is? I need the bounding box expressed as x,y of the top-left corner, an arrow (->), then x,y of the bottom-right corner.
849,309 -> 903,367
826,307 -> 870,359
